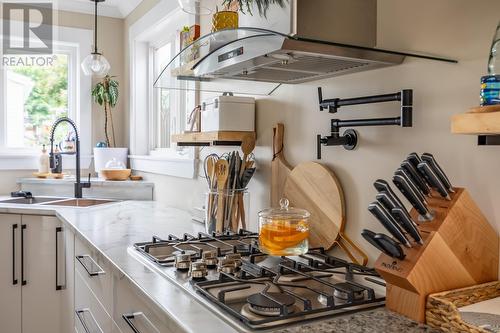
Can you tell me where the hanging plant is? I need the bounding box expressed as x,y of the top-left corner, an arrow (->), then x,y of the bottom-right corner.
221,0 -> 288,17
91,75 -> 119,147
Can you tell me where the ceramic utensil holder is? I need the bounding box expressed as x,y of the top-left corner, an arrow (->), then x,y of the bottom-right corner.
374,187 -> 499,323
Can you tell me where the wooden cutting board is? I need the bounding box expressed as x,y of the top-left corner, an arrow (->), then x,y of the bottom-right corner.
283,161 -> 345,249
271,124 -> 292,207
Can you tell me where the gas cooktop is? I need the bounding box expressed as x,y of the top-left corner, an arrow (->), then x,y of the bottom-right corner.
131,230 -> 386,331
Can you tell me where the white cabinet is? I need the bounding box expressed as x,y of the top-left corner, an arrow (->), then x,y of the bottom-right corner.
22,215 -> 64,333
61,224 -> 75,332
0,214 -> 22,333
113,274 -> 178,333
0,214 -> 74,333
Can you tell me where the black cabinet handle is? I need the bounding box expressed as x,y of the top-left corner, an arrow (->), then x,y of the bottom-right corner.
21,224 -> 26,286
75,308 -> 103,333
122,312 -> 160,333
76,255 -> 105,277
12,224 -> 18,285
55,227 -> 66,290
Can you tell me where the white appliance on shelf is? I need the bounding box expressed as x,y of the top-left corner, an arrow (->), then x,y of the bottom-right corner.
201,93 -> 255,132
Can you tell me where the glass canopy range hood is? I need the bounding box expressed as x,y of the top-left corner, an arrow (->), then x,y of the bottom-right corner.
154,27 -> 457,96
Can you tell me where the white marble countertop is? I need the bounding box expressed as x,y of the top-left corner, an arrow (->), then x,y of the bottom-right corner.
0,198 -> 436,333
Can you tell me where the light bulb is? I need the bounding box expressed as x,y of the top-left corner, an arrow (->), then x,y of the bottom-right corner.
81,53 -> 110,77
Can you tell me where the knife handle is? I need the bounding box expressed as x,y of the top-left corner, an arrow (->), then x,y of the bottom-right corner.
373,179 -> 405,208
417,161 -> 451,200
374,234 -> 406,260
361,229 -> 387,253
392,175 -> 433,221
395,168 -> 427,205
368,202 -> 411,248
401,160 -> 431,196
391,207 -> 423,245
376,191 -> 398,211
421,153 -> 454,193
407,152 -> 423,168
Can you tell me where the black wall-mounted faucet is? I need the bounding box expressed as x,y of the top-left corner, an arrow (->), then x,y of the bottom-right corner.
49,117 -> 91,198
317,88 -> 413,159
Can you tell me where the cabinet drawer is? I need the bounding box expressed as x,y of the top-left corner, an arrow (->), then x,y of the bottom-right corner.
113,276 -> 177,333
75,270 -> 112,333
75,236 -> 113,313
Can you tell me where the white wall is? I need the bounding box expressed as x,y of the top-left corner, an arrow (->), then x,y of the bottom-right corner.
135,0 -> 500,265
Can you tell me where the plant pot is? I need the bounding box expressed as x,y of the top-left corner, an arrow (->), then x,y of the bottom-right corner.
93,147 -> 128,178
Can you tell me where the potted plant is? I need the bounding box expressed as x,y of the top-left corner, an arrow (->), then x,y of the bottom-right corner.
91,75 -> 128,176
221,0 -> 288,17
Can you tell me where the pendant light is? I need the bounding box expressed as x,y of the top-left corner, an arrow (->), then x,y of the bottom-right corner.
81,0 -> 110,77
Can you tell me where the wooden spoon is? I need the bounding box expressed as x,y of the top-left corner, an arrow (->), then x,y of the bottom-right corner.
215,159 -> 229,233
205,155 -> 218,224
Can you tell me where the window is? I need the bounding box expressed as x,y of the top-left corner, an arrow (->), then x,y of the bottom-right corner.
151,41 -> 196,150
153,42 -> 173,148
4,53 -> 70,149
0,23 -> 92,170
129,1 -> 197,178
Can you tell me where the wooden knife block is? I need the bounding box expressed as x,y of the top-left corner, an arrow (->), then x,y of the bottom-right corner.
374,187 -> 499,323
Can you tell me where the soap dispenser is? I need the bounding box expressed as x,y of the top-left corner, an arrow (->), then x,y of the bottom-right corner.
38,144 -> 49,174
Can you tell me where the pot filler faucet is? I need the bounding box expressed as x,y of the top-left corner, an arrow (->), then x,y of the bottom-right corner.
49,117 -> 91,198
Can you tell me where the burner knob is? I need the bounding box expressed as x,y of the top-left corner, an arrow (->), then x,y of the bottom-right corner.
224,253 -> 242,268
201,251 -> 218,268
218,258 -> 237,274
175,253 -> 192,271
189,261 -> 208,279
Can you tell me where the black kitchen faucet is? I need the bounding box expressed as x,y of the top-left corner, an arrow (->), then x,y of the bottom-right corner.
49,117 -> 91,198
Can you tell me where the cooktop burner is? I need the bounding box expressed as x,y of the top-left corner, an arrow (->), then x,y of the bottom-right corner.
132,230 -> 386,330
247,293 -> 296,317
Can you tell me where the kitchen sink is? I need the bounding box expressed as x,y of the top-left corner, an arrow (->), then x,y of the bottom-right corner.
0,197 -> 68,205
41,198 -> 116,207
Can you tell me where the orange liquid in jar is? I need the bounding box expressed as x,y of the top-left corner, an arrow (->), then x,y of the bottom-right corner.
259,219 -> 309,256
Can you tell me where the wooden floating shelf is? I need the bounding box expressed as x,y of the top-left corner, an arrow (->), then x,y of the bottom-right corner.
171,131 -> 256,147
451,105 -> 500,135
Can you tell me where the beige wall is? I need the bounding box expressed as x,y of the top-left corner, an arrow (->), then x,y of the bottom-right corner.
0,9 -> 125,193
131,0 -> 500,264
56,10 -> 125,148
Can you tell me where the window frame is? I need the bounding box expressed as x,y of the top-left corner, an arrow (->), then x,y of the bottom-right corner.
128,1 -> 197,179
0,22 -> 92,170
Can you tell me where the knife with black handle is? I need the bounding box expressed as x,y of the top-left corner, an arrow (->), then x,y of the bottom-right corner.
376,191 -> 423,245
362,229 -> 406,259
421,153 -> 454,193
368,201 -> 411,248
394,168 -> 427,205
407,152 -> 423,169
417,161 -> 451,200
375,191 -> 413,224
393,174 -> 434,221
361,229 -> 389,254
401,160 -> 431,197
374,233 -> 406,260
373,179 -> 405,209
391,207 -> 424,245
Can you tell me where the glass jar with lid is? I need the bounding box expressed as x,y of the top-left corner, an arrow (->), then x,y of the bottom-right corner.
258,198 -> 310,256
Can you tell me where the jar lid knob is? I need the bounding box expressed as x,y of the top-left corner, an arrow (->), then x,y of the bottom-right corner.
279,198 -> 289,210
